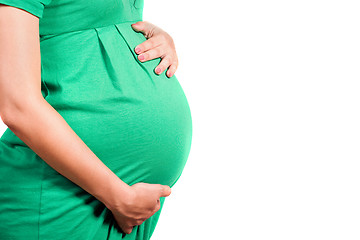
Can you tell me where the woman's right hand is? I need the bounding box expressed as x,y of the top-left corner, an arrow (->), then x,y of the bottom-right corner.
108,182 -> 172,234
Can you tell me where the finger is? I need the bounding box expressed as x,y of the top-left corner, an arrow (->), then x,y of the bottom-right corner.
143,205 -> 159,219
126,227 -> 133,234
119,223 -> 133,234
137,45 -> 165,63
134,35 -> 162,55
134,218 -> 146,226
166,61 -> 178,78
154,56 -> 173,75
130,21 -> 144,33
144,201 -> 161,219
159,185 -> 171,197
154,200 -> 161,212
131,21 -> 154,37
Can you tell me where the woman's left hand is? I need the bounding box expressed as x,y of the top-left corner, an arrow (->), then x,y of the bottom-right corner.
131,21 -> 178,78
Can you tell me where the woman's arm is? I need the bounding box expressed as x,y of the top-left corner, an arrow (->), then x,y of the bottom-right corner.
0,5 -> 129,210
0,5 -> 170,235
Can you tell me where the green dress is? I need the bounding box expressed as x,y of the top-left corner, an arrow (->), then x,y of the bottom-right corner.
0,0 -> 192,239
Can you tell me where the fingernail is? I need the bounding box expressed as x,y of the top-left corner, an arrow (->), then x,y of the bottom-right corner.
168,72 -> 173,77
135,47 -> 141,53
155,68 -> 161,74
139,54 -> 145,61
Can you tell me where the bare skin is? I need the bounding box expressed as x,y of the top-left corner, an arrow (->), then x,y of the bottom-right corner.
0,5 -> 171,235
131,21 -> 179,78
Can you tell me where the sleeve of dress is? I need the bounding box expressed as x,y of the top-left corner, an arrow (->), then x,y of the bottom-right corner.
0,0 -> 52,19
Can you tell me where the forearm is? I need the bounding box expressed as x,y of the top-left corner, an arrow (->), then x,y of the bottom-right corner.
2,95 -> 130,209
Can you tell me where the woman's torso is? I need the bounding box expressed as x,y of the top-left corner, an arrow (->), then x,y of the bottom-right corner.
1,0 -> 193,188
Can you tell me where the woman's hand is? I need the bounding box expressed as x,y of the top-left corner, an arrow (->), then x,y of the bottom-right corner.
131,21 -> 179,78
107,182 -> 171,234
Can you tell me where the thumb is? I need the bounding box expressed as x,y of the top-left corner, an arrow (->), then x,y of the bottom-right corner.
131,21 -> 146,33
159,185 -> 171,198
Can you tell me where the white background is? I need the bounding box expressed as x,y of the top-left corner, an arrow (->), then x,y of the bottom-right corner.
2,0 -> 360,239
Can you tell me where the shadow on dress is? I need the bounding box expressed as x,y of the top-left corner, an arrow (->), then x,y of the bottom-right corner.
75,189 -> 127,238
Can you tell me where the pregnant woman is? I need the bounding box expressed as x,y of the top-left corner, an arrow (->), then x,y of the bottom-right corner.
0,0 -> 192,239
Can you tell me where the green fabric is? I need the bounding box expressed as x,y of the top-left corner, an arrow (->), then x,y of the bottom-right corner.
0,0 -> 192,239
0,0 -> 49,18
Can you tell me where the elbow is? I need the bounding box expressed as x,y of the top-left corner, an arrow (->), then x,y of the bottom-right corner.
0,105 -> 22,129
0,95 -> 43,129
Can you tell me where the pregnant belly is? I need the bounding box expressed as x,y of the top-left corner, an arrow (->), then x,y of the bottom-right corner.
54,75 -> 193,188
36,24 -> 192,187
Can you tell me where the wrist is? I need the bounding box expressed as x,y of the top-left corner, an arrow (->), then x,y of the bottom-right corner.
93,172 -> 133,211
